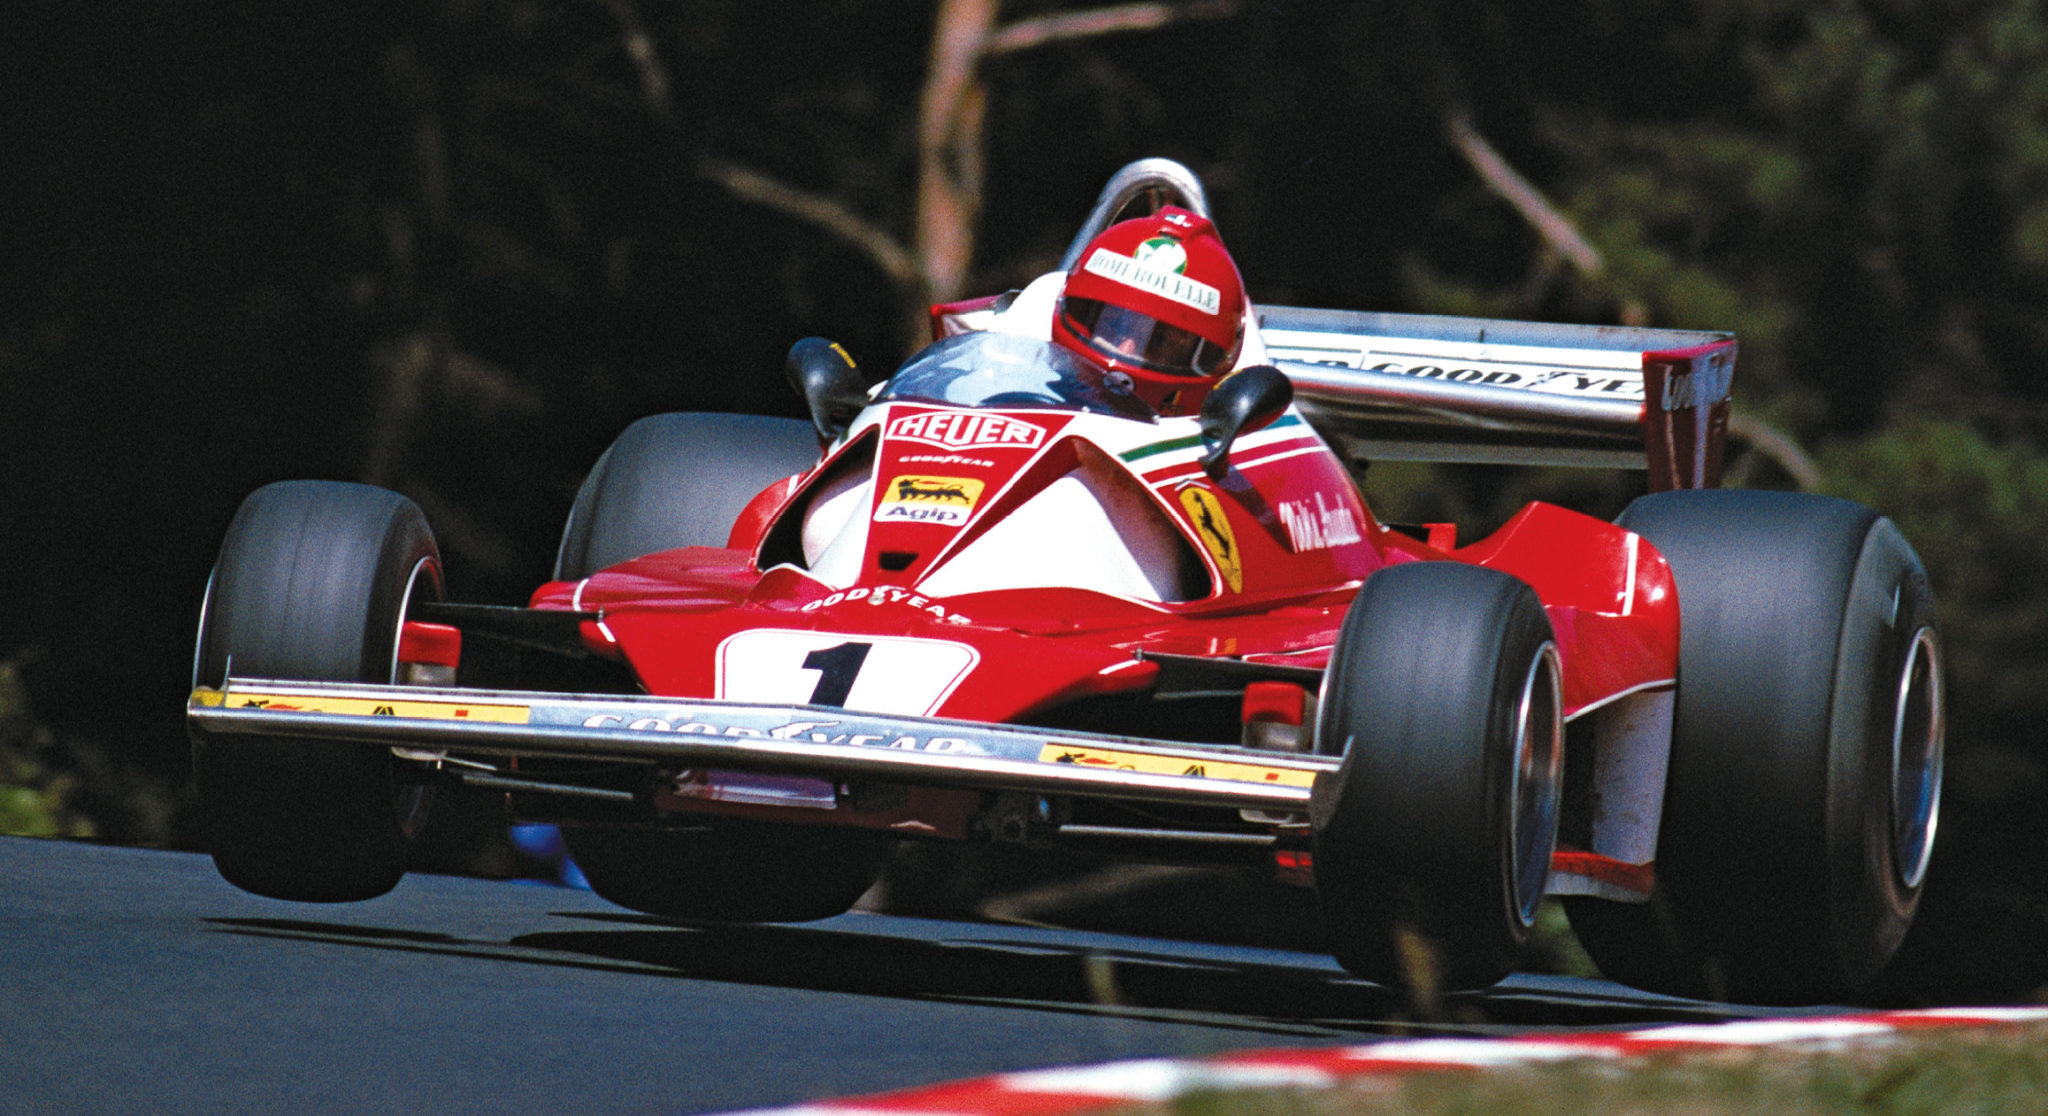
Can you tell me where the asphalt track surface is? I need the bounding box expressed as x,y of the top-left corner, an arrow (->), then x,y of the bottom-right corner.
2,836 -> 1800,1115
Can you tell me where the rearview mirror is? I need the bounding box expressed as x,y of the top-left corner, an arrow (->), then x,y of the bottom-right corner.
785,337 -> 867,443
1197,365 -> 1293,478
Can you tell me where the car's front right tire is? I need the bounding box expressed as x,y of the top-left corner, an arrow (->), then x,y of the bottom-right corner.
191,480 -> 442,902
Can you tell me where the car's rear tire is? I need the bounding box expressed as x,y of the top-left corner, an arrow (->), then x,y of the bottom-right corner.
554,412 -> 819,579
1312,562 -> 1563,993
563,821 -> 892,922
1565,489 -> 1943,1004
191,481 -> 443,902
556,413 -> 888,919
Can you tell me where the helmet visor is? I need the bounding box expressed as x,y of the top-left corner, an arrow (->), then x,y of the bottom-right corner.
1062,298 -> 1231,377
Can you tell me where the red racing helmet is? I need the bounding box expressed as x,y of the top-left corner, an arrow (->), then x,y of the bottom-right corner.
1051,206 -> 1247,416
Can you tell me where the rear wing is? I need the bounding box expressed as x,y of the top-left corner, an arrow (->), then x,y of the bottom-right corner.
936,157 -> 1738,490
1261,307 -> 1735,490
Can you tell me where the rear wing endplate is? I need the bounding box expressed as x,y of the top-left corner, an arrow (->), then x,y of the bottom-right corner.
1262,306 -> 1735,490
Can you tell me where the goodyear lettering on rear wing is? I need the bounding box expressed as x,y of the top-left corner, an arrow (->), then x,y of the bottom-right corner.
1261,330 -> 1646,400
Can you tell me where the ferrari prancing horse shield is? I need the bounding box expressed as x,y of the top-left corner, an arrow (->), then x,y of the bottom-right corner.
1176,485 -> 1243,593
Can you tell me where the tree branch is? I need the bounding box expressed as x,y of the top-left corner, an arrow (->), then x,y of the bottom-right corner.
984,1 -> 1240,56
698,158 -> 919,285
1444,110 -> 1605,278
596,0 -> 672,119
1729,411 -> 1824,492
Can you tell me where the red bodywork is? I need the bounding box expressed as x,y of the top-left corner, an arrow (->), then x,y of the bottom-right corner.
526,394 -> 1681,841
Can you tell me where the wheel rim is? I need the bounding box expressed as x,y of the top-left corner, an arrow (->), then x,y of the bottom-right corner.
1891,627 -> 1943,891
387,553 -> 444,841
1508,642 -> 1564,928
385,554 -> 445,683
191,570 -> 216,688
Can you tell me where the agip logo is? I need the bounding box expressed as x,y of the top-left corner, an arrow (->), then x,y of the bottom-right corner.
886,411 -> 1047,451
875,475 -> 984,526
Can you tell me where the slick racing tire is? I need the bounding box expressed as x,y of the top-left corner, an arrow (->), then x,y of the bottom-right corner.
553,412 -> 818,580
562,820 -> 893,923
553,413 -> 877,918
1311,562 -> 1563,994
1565,489 -> 1943,1004
191,481 -> 443,902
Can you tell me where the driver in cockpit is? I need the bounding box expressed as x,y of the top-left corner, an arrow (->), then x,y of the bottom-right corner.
986,205 -> 1268,417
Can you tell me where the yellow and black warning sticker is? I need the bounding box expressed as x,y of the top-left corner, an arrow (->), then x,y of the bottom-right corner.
1038,743 -> 1316,786
876,474 -> 985,526
208,689 -> 531,724
1176,484 -> 1243,593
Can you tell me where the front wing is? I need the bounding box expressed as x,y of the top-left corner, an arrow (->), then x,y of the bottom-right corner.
188,678 -> 1332,812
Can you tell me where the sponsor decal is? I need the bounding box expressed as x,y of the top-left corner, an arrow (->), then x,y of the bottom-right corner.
887,411 -> 1046,451
577,713 -> 984,754
223,692 -> 530,723
875,474 -> 984,526
1656,352 -> 1733,411
798,585 -> 974,625
1083,247 -> 1222,315
1177,484 -> 1243,593
1133,235 -> 1189,274
1040,744 -> 1317,787
1363,361 -> 1642,398
1278,492 -> 1363,552
899,452 -> 995,469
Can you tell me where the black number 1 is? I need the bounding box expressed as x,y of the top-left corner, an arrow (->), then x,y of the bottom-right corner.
801,641 -> 873,707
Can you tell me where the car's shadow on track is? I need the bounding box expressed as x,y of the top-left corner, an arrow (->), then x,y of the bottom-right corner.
207,909 -> 1745,1038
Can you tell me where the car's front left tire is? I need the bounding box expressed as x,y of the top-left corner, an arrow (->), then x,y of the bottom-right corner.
1565,489 -> 1943,1003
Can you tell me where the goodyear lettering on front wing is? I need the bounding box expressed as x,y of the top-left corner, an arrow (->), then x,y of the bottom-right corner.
570,713 -> 995,755
561,710 -> 1319,785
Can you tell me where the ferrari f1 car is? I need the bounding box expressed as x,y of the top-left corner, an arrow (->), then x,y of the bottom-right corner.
188,159 -> 1943,1004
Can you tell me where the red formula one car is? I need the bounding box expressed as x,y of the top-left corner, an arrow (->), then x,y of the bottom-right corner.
188,160 -> 1943,1003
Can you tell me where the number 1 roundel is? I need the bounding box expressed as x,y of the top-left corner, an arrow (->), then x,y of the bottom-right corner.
715,630 -> 980,716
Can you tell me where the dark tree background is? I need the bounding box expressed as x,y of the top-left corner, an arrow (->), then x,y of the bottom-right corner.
8,0 -> 2048,997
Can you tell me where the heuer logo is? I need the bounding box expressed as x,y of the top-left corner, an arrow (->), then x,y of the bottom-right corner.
887,411 -> 1046,451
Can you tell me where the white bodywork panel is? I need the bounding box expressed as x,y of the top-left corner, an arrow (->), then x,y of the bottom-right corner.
915,466 -> 1203,602
1586,688 -> 1675,864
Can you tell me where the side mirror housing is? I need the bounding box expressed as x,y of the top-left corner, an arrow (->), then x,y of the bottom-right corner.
785,337 -> 867,443
1197,365 -> 1293,478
